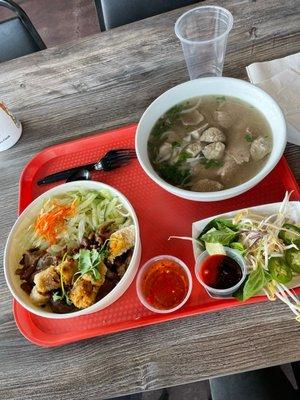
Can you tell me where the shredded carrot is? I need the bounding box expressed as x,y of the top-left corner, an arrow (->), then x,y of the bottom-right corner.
35,200 -> 77,244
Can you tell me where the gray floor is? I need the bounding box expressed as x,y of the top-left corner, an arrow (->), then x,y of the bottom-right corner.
0,0 -> 99,47
119,380 -> 210,400
145,380 -> 211,400
117,363 -> 298,400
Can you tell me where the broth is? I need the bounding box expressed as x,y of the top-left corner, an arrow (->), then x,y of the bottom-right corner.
147,95 -> 272,192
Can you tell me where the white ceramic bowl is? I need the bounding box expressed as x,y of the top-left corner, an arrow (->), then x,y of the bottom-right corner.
135,77 -> 286,201
4,181 -> 141,319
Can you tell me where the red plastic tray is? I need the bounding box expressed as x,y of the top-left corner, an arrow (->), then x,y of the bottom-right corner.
14,124 -> 300,347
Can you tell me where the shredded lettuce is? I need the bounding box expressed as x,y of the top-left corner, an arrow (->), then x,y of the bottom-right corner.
25,189 -> 133,253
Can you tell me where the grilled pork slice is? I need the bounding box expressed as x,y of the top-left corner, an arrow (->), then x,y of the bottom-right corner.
108,225 -> 135,262
55,259 -> 77,286
33,265 -> 61,294
30,286 -> 49,305
69,264 -> 106,309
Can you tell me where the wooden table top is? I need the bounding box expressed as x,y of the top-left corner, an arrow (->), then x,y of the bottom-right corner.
0,1 -> 299,399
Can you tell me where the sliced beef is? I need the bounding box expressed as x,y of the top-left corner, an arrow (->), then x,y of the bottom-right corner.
80,232 -> 98,250
213,111 -> 234,128
191,178 -> 224,192
96,221 -> 116,243
164,131 -> 181,144
20,282 -> 33,295
96,279 -> 118,301
18,249 -> 44,271
49,299 -> 78,314
217,154 -> 239,183
16,263 -> 36,282
227,142 -> 250,164
36,254 -> 57,271
106,248 -> 133,273
157,142 -> 172,162
80,222 -> 116,250
180,110 -> 204,126
80,237 -> 89,248
16,248 -> 48,287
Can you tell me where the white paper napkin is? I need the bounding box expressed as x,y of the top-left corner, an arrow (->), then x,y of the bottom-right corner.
246,53 -> 300,145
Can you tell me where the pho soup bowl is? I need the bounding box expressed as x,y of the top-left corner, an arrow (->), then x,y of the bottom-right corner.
135,77 -> 286,202
4,181 -> 141,319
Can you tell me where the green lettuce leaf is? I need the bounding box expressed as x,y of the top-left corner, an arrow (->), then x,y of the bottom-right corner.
200,227 -> 237,245
234,267 -> 266,301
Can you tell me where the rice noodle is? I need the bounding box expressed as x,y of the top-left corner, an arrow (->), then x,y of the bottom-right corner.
180,99 -> 201,114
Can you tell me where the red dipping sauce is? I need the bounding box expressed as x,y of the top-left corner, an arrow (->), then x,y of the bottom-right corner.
141,258 -> 189,310
199,254 -> 242,289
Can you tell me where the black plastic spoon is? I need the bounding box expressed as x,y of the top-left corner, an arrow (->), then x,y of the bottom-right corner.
66,169 -> 91,182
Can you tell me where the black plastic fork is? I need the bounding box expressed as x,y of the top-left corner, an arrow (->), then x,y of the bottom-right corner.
37,148 -> 136,185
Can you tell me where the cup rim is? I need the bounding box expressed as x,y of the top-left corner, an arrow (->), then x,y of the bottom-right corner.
136,255 -> 193,314
194,248 -> 246,295
174,5 -> 234,45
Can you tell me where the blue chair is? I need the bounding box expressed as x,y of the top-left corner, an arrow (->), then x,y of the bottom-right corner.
94,0 -> 201,31
0,0 -> 46,62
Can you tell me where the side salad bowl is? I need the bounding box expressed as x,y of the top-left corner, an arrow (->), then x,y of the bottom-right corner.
192,197 -> 300,318
4,181 -> 141,319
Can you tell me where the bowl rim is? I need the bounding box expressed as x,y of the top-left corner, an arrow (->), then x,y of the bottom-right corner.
4,181 -> 140,319
136,254 -> 193,313
135,77 -> 287,201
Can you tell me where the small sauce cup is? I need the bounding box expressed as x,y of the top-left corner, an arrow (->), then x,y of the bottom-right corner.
136,255 -> 192,313
195,247 -> 246,297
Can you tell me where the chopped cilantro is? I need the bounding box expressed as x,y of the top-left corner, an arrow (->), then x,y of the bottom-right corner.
151,118 -> 169,138
165,104 -> 184,120
156,162 -> 191,186
171,141 -> 180,148
73,247 -> 107,281
177,151 -> 189,163
244,133 -> 254,142
151,104 -> 184,138
201,159 -> 223,169
52,291 -> 63,302
52,256 -> 72,305
216,96 -> 226,102
147,141 -> 158,159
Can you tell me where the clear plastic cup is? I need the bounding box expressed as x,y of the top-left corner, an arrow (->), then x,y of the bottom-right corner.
195,247 -> 246,298
175,6 -> 233,79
